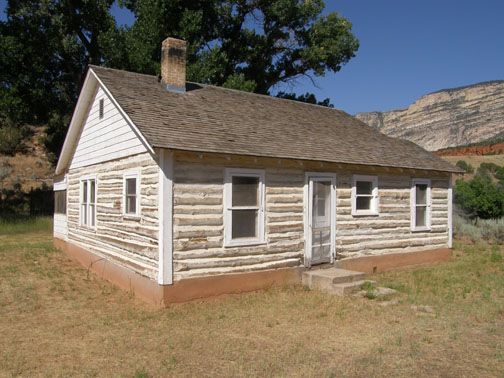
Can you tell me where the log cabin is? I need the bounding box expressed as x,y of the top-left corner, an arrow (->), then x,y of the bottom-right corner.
53,37 -> 462,305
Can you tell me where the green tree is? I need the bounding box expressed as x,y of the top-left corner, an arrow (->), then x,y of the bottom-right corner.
106,0 -> 359,95
276,91 -> 334,107
455,160 -> 474,174
0,0 -> 116,160
455,176 -> 504,219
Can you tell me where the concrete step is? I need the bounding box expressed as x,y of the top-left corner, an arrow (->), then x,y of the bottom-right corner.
302,267 -> 370,296
302,267 -> 366,288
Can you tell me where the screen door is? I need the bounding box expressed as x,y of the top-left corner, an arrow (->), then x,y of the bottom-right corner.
306,175 -> 335,266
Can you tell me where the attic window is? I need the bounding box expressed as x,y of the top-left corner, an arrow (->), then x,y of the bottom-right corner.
99,98 -> 104,119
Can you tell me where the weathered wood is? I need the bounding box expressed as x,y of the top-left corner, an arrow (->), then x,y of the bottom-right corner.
171,151 -> 450,281
70,86 -> 148,170
66,152 -> 160,277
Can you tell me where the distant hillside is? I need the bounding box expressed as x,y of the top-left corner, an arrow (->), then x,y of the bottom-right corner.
0,127 -> 54,192
356,80 -> 504,151
435,131 -> 504,156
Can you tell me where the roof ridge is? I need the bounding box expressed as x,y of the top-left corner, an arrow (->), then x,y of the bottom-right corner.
89,64 -> 161,80
89,64 -> 348,115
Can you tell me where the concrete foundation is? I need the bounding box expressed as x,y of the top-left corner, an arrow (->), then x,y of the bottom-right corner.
54,238 -> 451,306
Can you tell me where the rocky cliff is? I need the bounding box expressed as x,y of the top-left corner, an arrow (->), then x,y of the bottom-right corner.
355,80 -> 504,151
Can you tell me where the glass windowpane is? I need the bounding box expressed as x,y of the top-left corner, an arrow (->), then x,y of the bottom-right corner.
126,178 -> 136,196
317,199 -> 325,217
90,205 -> 95,227
312,181 -> 331,227
126,196 -> 136,214
356,181 -> 373,195
82,204 -> 87,225
90,180 -> 95,203
232,209 -> 257,239
416,184 -> 427,205
416,206 -> 426,227
356,196 -> 371,210
232,176 -> 259,207
54,190 -> 67,214
82,182 -> 87,203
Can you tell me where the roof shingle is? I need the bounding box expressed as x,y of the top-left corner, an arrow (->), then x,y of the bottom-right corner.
91,65 -> 461,173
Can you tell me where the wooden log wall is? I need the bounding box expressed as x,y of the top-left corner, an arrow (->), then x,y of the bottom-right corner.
336,174 -> 449,258
66,152 -> 159,279
172,151 -> 450,280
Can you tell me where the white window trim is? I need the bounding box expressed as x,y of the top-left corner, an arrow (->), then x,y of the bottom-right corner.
351,174 -> 379,216
79,175 -> 97,229
123,171 -> 141,217
411,178 -> 432,232
224,168 -> 266,247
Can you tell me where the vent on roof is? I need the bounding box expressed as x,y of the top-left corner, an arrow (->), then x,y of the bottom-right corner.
99,98 -> 104,119
161,37 -> 187,93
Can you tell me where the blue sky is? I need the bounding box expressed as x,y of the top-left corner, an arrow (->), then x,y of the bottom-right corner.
2,0 -> 503,114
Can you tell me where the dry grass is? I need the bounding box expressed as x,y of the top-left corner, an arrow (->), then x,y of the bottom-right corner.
0,229 -> 503,377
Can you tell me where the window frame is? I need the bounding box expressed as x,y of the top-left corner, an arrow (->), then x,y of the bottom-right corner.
123,171 -> 141,217
79,176 -> 97,228
223,168 -> 266,247
351,174 -> 379,216
410,178 -> 432,232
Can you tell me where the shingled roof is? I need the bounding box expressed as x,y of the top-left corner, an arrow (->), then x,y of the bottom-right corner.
90,65 -> 461,173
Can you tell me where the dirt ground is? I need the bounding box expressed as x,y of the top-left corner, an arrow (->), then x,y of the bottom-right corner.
0,227 -> 503,377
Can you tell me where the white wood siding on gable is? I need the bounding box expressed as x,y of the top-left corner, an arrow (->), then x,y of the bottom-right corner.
70,86 -> 148,169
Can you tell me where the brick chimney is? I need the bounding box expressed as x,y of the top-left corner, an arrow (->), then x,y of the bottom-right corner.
161,37 -> 187,93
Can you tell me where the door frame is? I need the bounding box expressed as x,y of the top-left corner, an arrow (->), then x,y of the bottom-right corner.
304,172 -> 337,268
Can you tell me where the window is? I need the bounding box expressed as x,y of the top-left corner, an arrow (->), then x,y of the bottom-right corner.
352,175 -> 379,215
224,168 -> 265,246
54,190 -> 67,215
124,173 -> 140,216
411,179 -> 431,231
80,178 -> 96,227
99,98 -> 104,119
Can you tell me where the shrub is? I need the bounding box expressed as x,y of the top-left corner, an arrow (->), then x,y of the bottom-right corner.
456,160 -> 474,174
453,214 -> 504,244
477,162 -> 504,184
454,176 -> 504,219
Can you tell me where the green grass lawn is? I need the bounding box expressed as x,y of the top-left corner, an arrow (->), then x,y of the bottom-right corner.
0,221 -> 503,377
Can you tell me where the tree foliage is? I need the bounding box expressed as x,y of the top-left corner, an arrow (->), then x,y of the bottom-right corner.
107,0 -> 359,94
0,0 -> 116,160
455,160 -> 474,174
1,0 -> 358,160
276,91 -> 333,107
455,176 -> 504,219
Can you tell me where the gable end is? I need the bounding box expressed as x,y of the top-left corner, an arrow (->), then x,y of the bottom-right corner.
55,68 -> 154,175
